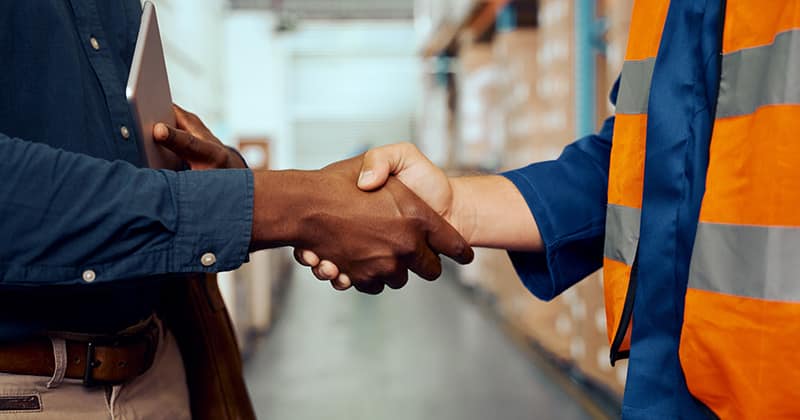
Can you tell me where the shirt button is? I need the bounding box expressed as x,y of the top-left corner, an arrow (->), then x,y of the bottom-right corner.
89,36 -> 100,51
82,270 -> 96,283
201,253 -> 217,267
120,125 -> 130,140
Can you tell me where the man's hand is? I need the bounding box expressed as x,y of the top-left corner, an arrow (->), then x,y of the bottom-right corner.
250,156 -> 474,295
295,142 -> 543,290
294,143 -> 473,290
153,104 -> 247,170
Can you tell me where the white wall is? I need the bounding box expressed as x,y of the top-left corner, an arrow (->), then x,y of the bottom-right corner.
224,17 -> 420,170
224,11 -> 293,168
147,2 -> 420,171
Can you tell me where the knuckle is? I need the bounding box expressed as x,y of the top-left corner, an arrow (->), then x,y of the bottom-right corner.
383,259 -> 400,274
397,240 -> 417,257
399,142 -> 419,155
186,134 -> 199,150
450,238 -> 466,256
211,151 -> 228,167
361,266 -> 379,280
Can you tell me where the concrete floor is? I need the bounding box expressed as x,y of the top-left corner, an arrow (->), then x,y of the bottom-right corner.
244,267 -> 593,420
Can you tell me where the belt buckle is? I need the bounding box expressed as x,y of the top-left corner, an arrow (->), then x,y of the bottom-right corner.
82,340 -> 99,387
82,337 -> 117,387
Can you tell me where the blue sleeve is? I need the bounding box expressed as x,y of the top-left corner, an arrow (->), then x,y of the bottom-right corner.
0,134 -> 254,286
501,79 -> 618,301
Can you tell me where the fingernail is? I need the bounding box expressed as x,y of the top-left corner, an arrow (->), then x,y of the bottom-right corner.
358,170 -> 374,185
302,250 -> 319,266
154,123 -> 167,140
339,274 -> 351,288
319,264 -> 331,278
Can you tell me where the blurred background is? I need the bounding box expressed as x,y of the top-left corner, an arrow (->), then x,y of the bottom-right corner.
150,0 -> 632,418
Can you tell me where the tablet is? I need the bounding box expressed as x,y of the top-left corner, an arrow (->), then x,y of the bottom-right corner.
126,1 -> 182,170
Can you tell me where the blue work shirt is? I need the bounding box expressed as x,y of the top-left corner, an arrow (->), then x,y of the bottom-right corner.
503,1 -> 724,418
0,1 -> 253,337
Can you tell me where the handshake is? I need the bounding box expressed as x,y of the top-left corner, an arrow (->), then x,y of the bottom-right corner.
156,106 -> 478,294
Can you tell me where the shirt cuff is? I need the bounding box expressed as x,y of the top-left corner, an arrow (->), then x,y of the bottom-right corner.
172,168 -> 254,273
502,166 -> 604,301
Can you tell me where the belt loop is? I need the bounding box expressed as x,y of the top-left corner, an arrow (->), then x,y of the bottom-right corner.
46,337 -> 67,389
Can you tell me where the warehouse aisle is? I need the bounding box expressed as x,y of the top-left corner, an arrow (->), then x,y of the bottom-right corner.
245,267 -> 594,420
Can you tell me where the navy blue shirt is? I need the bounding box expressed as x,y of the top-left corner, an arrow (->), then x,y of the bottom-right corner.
503,1 -> 724,418
0,1 -> 253,337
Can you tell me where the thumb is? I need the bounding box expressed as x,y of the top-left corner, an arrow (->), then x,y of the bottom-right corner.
153,123 -> 219,162
357,143 -> 416,191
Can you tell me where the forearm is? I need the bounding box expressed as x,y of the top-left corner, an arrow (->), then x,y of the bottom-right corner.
0,134 -> 252,285
448,175 -> 543,252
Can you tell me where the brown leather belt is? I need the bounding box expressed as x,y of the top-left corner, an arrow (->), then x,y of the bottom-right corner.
0,322 -> 159,387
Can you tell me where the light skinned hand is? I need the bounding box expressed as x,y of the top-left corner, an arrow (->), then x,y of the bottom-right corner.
296,143 -> 465,290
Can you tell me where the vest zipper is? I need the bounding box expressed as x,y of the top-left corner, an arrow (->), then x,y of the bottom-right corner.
609,246 -> 639,365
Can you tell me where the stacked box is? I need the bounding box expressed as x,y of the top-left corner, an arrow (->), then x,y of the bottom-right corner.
492,27 -> 562,171
535,0 -> 576,149
455,41 -> 504,169
460,248 -> 574,359
417,68 -> 456,167
494,29 -> 539,170
603,0 -> 634,109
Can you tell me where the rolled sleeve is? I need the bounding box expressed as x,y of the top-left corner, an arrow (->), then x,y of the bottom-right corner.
173,169 -> 254,274
501,115 -> 615,301
0,134 -> 254,286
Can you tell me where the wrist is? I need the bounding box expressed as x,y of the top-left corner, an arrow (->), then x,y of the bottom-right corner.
446,177 -> 478,246
250,170 -> 315,250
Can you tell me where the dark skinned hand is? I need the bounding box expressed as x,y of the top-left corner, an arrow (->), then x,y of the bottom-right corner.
250,156 -> 475,294
153,104 -> 247,170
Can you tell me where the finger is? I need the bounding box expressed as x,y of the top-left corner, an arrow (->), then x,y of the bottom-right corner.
293,249 -> 312,267
153,124 -> 221,163
425,214 -> 475,265
358,143 -> 418,191
312,261 -> 339,281
331,274 -> 352,291
293,249 -> 320,267
351,276 -> 385,295
318,261 -> 340,280
406,245 -> 443,281
382,269 -> 409,290
172,104 -> 205,130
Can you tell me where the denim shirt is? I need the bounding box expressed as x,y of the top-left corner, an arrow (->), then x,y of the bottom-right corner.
0,1 -> 253,337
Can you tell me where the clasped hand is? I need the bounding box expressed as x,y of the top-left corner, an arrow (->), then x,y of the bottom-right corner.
250,156 -> 473,294
154,107 -> 471,295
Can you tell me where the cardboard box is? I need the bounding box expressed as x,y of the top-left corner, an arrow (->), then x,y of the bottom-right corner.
456,42 -> 505,169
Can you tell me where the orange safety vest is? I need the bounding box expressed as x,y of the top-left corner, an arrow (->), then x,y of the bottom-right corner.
603,1 -> 800,417
602,0 -> 670,364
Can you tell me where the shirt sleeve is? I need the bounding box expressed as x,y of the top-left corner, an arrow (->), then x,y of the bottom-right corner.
500,78 -> 619,301
0,134 -> 254,286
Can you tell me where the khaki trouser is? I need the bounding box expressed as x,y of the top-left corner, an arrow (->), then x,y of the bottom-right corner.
0,318 -> 191,419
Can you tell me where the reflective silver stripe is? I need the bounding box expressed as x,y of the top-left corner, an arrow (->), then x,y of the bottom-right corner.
717,28 -> 800,118
689,223 -> 800,301
616,58 -> 656,115
604,204 -> 641,265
